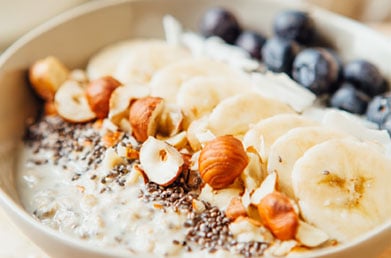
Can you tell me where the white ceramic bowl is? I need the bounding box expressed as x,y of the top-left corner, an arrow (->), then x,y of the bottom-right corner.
0,0 -> 390,257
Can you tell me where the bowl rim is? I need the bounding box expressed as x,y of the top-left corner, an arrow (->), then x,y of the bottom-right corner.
0,0 -> 391,257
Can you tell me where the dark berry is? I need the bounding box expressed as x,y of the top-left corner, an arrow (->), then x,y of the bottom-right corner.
344,60 -> 386,97
326,49 -> 344,88
381,114 -> 391,135
274,10 -> 315,44
329,83 -> 370,114
235,30 -> 266,60
292,48 -> 340,95
261,37 -> 298,74
199,7 -> 241,44
366,93 -> 391,125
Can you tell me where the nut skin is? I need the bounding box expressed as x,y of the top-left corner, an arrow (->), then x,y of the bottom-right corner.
226,196 -> 247,220
129,96 -> 164,142
86,76 -> 121,118
29,56 -> 69,101
198,135 -> 248,189
43,101 -> 58,116
257,191 -> 298,241
102,131 -> 124,148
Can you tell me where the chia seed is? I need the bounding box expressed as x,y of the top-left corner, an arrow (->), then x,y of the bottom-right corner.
24,115 -> 270,257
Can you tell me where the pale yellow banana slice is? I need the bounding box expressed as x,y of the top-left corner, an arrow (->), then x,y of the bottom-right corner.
207,92 -> 294,136
86,40 -> 146,80
292,138 -> 391,242
268,126 -> 349,198
114,40 -> 190,84
177,77 -> 253,121
243,114 -> 317,160
87,39 -> 190,83
149,58 -> 246,103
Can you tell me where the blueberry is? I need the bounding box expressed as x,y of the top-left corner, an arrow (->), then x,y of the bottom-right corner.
366,93 -> 391,125
329,83 -> 370,114
292,48 -> 340,95
235,30 -> 266,60
344,60 -> 386,97
261,37 -> 298,74
274,10 -> 315,44
199,7 -> 241,44
381,114 -> 391,135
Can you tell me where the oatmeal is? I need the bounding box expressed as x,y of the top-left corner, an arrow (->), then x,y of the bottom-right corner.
17,9 -> 391,258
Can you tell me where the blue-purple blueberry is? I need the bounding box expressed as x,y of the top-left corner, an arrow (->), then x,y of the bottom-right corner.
292,48 -> 340,95
235,30 -> 266,60
344,60 -> 386,97
366,93 -> 391,125
273,10 -> 315,44
199,7 -> 241,44
262,37 -> 299,74
329,83 -> 370,114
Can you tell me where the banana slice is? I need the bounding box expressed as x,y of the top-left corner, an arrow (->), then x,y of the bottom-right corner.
87,40 -> 146,80
114,40 -> 190,84
177,77 -> 253,121
268,126 -> 349,198
87,39 -> 190,83
292,139 -> 391,242
207,92 -> 294,136
149,58 -> 246,103
243,114 -> 316,160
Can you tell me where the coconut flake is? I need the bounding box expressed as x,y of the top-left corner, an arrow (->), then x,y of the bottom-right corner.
322,109 -> 391,148
251,172 -> 277,205
251,72 -> 316,112
163,15 -> 183,46
296,220 -> 329,247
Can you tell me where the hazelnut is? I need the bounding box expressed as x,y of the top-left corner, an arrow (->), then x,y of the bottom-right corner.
108,83 -> 150,125
43,101 -> 58,116
86,76 -> 121,118
198,135 -> 248,189
102,131 -> 124,148
129,96 -> 164,142
54,80 -> 96,123
139,137 -> 184,186
226,197 -> 247,220
29,56 -> 69,100
257,191 -> 298,240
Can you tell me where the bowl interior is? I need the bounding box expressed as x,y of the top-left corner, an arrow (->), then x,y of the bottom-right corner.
0,0 -> 391,257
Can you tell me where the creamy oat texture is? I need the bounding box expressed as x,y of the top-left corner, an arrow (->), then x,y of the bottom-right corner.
18,16 -> 391,258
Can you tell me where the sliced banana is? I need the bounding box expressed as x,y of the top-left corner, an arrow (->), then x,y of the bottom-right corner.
292,138 -> 391,242
243,114 -> 316,160
268,126 -> 349,198
149,58 -> 246,103
114,40 -> 190,84
177,77 -> 253,121
207,92 -> 294,136
87,40 -> 146,80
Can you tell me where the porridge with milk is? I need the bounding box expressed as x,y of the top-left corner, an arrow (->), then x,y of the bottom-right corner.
17,8 -> 391,257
